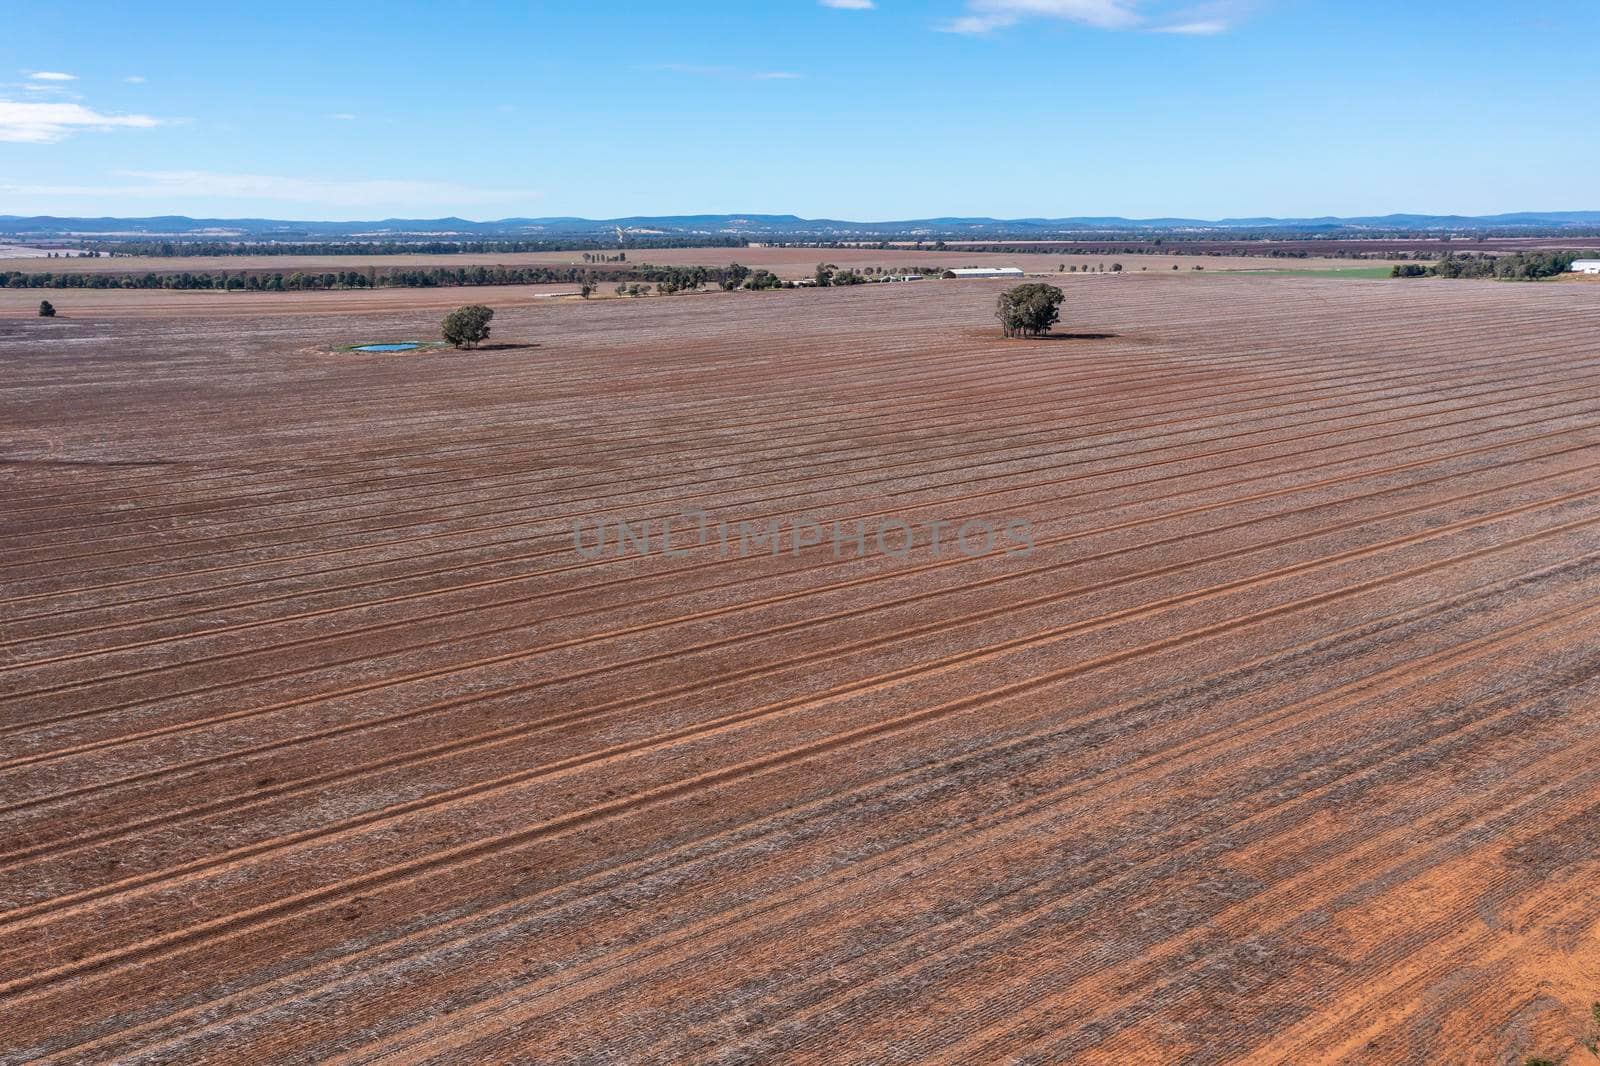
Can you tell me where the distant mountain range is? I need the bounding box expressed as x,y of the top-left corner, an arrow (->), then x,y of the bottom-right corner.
4,211 -> 1600,240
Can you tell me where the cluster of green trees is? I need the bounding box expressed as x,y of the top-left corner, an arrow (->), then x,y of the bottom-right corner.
649,266 -> 718,294
712,264 -> 780,290
995,283 -> 1065,338
1390,250 -> 1585,280
808,264 -> 868,286
806,263 -> 946,286
440,305 -> 494,348
742,269 -> 784,290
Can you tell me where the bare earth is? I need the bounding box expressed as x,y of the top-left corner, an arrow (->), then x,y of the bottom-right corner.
2,275 -> 1599,1063
0,282 -> 589,318
0,243 -> 1404,279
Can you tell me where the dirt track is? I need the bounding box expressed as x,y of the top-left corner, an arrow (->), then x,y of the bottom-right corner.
2,275 -> 1599,1063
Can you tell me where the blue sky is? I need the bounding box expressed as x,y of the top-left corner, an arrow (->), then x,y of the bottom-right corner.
3,1 -> 1597,221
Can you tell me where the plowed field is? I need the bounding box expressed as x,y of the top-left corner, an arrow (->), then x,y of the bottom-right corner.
3,275 -> 1599,1063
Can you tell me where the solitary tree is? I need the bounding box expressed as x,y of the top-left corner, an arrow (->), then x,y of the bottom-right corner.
38,300 -> 55,318
441,304 -> 494,349
995,283 -> 1064,338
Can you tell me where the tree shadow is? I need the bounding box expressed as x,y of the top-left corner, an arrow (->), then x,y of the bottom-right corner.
1031,332 -> 1119,340
470,342 -> 541,351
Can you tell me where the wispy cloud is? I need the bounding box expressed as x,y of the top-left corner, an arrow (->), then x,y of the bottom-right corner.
326,112 -> 357,121
0,100 -> 162,143
1156,19 -> 1226,33
124,75 -> 147,84
820,0 -> 875,9
940,0 -> 1250,35
27,71 -> 77,82
0,169 -> 540,208
940,0 -> 1137,34
645,63 -> 804,81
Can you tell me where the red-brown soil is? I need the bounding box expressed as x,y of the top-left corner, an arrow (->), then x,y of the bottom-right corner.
0,243 -> 1404,280
0,282 -> 589,318
2,275 -> 1599,1063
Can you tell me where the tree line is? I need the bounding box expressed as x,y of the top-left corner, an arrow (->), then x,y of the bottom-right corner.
1390,250 -> 1586,280
0,263 -> 743,292
0,260 -> 958,293
63,236 -> 747,257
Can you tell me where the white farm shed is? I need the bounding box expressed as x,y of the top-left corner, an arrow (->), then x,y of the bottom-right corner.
1570,260 -> 1600,275
949,267 -> 1024,278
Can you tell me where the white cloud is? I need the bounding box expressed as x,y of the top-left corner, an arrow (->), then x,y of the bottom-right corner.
941,0 -> 1138,33
942,13 -> 1014,33
940,0 -> 1245,34
124,75 -> 147,84
820,0 -> 875,9
27,71 -> 77,81
326,112 -> 357,121
1156,19 -> 1226,32
0,170 -> 540,208
0,100 -> 161,143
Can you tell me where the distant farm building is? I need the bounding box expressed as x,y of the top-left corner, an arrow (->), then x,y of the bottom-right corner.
1570,260 -> 1600,275
949,266 -> 1024,278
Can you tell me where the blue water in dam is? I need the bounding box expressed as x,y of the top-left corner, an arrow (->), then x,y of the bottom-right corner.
352,342 -> 421,352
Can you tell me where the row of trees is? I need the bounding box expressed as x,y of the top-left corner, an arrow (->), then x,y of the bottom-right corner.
0,262 -> 760,292
70,237 -> 745,257
766,239 -> 1432,260
1391,250 -> 1585,280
